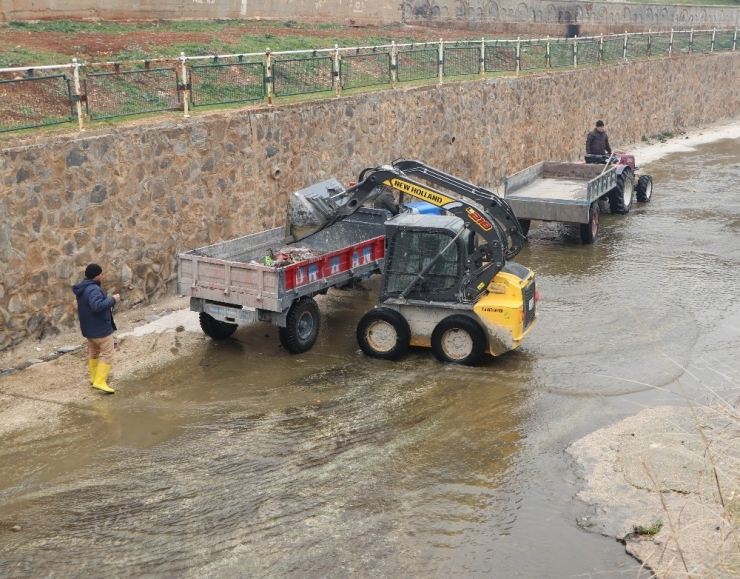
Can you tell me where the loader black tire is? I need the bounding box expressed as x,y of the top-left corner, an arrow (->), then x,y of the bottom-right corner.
636,175 -> 653,202
279,297 -> 320,354
518,219 -> 531,236
579,202 -> 600,244
609,169 -> 634,215
199,312 -> 238,340
431,315 -> 487,366
356,308 -> 410,361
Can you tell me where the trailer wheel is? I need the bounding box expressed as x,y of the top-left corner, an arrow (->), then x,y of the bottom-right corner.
431,315 -> 487,366
518,219 -> 531,236
636,175 -> 653,202
356,308 -> 410,361
199,312 -> 238,340
279,297 -> 320,354
579,202 -> 600,244
609,169 -> 633,215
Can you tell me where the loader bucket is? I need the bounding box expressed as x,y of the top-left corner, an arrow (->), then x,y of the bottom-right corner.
285,178 -> 345,243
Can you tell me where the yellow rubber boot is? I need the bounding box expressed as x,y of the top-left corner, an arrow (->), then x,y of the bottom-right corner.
88,359 -> 99,386
92,362 -> 114,394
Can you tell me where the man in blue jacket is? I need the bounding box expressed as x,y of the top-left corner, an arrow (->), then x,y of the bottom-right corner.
72,263 -> 120,393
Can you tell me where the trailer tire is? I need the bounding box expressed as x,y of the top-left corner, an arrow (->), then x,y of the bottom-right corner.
518,219 -> 531,236
636,175 -> 653,202
279,297 -> 320,354
356,308 -> 410,361
579,202 -> 600,244
609,169 -> 633,215
431,315 -> 487,366
199,312 -> 238,340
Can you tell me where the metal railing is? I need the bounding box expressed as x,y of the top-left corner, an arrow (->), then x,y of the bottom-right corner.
1,28 -> 737,134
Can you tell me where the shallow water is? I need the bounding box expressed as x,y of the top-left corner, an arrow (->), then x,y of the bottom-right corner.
1,137 -> 739,578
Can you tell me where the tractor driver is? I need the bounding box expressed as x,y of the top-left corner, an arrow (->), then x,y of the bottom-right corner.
586,120 -> 612,156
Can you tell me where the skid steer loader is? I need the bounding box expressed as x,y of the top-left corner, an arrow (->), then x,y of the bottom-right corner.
286,160 -> 538,365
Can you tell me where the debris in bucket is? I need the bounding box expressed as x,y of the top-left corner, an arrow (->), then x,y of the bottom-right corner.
262,247 -> 324,267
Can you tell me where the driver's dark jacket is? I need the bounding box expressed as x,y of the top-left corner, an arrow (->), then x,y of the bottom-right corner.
586,130 -> 612,155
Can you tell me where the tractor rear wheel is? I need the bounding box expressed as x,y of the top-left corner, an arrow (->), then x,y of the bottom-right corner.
636,175 -> 653,202
199,312 -> 238,340
609,169 -> 634,215
356,308 -> 410,361
579,202 -> 600,244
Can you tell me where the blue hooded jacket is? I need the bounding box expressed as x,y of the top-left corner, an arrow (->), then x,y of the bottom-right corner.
72,279 -> 116,339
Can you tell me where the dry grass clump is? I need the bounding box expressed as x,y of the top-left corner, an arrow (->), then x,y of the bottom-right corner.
633,354 -> 740,579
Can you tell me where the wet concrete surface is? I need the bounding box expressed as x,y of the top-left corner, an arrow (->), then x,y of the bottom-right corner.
1,137 -> 739,578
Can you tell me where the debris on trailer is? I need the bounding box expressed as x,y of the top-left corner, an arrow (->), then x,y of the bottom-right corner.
256,247 -> 326,267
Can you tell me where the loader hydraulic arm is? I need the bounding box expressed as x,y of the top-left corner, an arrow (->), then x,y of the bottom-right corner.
391,158 -> 527,259
334,166 -> 513,300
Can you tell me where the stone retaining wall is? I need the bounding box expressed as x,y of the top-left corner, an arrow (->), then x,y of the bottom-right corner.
1,51 -> 739,349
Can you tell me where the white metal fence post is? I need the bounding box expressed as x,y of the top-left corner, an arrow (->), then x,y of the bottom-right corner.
72,58 -> 84,131
623,31 -> 628,60
690,28 -> 694,53
180,53 -> 190,119
669,29 -> 674,56
438,38 -> 444,84
391,40 -> 397,88
599,33 -> 603,65
516,37 -> 521,75
734,28 -> 738,51
480,37 -> 485,78
574,35 -> 578,68
547,36 -> 551,70
647,30 -> 652,58
711,28 -> 716,52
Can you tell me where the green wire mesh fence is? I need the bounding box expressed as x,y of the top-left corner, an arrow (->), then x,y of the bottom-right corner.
0,72 -> 74,133
673,33 -> 693,54
0,29 -> 737,133
692,31 -> 714,53
627,35 -> 650,59
85,67 -> 180,120
519,41 -> 547,71
443,46 -> 480,77
577,38 -> 601,66
484,43 -> 516,73
650,34 -> 672,57
714,30 -> 736,51
550,40 -> 574,68
272,55 -> 334,97
602,37 -> 625,62
397,48 -> 438,82
339,50 -> 391,90
189,60 -> 265,106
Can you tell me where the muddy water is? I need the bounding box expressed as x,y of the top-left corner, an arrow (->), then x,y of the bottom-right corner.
2,138 -> 740,578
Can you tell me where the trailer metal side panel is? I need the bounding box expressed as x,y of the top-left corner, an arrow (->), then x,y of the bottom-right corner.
177,208 -> 386,313
504,162 -> 617,224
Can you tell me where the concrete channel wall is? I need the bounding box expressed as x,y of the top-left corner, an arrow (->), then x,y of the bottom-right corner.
1,0 -> 739,27
1,51 -> 740,349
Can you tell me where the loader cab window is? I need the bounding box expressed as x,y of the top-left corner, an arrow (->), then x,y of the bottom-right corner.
383,230 -> 462,299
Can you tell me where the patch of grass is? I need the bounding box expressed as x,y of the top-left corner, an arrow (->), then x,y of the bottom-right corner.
0,44 -> 72,68
633,519 -> 663,536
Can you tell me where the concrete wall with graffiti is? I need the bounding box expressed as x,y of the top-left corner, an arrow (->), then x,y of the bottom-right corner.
402,0 -> 740,27
1,0 -> 739,27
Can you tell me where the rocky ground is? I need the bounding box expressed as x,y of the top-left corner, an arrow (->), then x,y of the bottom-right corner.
2,120 -> 739,577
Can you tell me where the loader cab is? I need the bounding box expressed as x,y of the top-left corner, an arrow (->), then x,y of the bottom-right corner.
381,213 -> 475,303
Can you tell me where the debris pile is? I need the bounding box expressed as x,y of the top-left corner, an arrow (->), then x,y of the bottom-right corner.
251,247 -> 324,267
